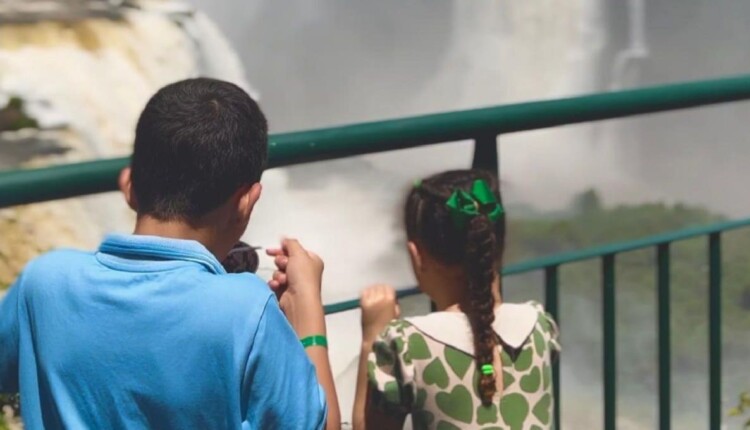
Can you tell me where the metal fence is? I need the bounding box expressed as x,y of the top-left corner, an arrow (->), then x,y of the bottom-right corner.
3,74 -> 750,429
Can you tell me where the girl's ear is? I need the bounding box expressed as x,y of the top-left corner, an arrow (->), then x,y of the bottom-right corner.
407,241 -> 423,273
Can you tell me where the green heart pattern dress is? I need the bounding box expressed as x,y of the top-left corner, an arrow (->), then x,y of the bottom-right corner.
367,301 -> 560,430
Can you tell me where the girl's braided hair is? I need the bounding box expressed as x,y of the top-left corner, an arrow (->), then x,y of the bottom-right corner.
405,169 -> 506,406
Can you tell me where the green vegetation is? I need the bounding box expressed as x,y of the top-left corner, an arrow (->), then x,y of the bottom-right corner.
515,194 -> 743,318
503,190 -> 750,421
505,190 -> 750,339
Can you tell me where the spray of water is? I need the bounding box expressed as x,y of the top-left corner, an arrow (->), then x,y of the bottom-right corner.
0,3 -> 252,276
3,1 -> 749,427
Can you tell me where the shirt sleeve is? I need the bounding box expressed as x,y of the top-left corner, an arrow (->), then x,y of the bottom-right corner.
243,297 -> 327,430
546,313 -> 561,356
0,276 -> 22,393
531,301 -> 561,358
366,320 -> 416,415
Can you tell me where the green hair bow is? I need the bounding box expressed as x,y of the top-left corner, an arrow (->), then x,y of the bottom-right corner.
445,179 -> 504,229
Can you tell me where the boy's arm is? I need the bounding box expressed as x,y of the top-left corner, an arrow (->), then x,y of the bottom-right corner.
266,239 -> 341,430
0,279 -> 21,393
285,299 -> 340,430
244,298 -> 330,430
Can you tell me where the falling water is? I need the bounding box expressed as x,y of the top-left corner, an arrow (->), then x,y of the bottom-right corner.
1,0 -> 620,423
5,2 -> 747,429
0,1 -> 252,283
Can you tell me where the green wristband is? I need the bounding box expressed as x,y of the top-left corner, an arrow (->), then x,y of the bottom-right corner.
481,364 -> 495,375
301,335 -> 328,349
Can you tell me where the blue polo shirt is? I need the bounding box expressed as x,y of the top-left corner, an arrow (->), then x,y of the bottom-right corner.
0,234 -> 327,429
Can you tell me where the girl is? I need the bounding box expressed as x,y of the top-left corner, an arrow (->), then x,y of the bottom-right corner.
353,169 -> 559,430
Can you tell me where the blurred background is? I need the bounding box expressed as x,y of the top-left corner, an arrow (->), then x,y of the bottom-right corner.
1,0 -> 749,428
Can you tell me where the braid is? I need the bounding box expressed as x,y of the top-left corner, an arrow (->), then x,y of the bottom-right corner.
465,215 -> 499,406
405,170 -> 506,406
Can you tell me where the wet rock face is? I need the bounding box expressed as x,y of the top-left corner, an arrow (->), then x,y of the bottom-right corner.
0,210 -> 50,288
0,4 -> 246,291
0,97 -> 73,287
0,96 -> 39,132
0,196 -> 113,289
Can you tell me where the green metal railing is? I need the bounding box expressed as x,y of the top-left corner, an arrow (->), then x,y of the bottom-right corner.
4,74 -> 750,207
321,217 -> 750,430
3,74 -> 750,429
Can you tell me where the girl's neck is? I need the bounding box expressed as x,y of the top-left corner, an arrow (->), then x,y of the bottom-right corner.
425,276 -> 503,312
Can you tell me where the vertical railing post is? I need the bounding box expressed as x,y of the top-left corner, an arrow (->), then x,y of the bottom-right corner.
657,243 -> 671,430
602,254 -> 617,430
471,134 -> 499,174
708,233 -> 722,430
545,265 -> 561,430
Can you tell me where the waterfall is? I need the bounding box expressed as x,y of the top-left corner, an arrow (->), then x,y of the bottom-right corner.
0,2 -> 659,427
0,1 -> 253,284
610,0 -> 649,90
0,3 -> 252,158
251,1 -> 619,420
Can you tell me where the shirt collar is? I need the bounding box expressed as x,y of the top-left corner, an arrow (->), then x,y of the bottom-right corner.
97,234 -> 226,274
404,302 -> 538,355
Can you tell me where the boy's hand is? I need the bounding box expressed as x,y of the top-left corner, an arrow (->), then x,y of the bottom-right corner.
360,285 -> 400,344
266,238 -> 323,298
266,239 -> 325,337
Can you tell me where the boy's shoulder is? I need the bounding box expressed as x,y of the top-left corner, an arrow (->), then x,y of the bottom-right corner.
34,247 -> 93,260
203,272 -> 275,306
171,270 -> 277,324
23,248 -> 95,276
21,248 -> 274,307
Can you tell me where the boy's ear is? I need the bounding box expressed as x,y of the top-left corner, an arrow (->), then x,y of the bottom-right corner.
407,241 -> 423,273
118,167 -> 138,211
236,183 -> 262,221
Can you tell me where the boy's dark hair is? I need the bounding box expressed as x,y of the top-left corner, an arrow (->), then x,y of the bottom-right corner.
130,78 -> 268,220
405,169 -> 506,406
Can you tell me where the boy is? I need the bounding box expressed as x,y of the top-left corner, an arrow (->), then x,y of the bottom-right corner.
0,78 -> 340,429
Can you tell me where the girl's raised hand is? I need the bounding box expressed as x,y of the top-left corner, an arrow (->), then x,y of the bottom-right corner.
360,284 -> 400,344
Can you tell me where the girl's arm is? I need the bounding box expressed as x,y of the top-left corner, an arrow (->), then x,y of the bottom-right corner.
354,343 -> 407,430
365,394 -> 407,430
353,285 -> 400,430
352,340 -> 372,430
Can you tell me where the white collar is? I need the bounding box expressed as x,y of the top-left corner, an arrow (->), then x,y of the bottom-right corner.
405,302 -> 537,356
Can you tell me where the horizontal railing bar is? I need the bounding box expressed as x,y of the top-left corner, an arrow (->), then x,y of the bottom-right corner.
267,74 -> 750,166
503,217 -> 750,275
0,158 -> 127,209
4,74 -> 750,207
323,218 -> 750,314
323,287 -> 421,314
